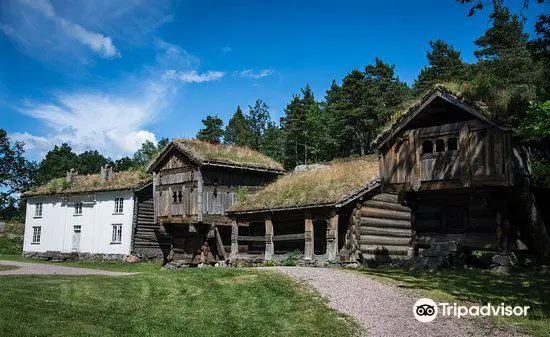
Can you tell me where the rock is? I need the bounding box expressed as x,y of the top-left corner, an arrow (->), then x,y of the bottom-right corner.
122,255 -> 140,263
293,164 -> 329,173
492,253 -> 516,267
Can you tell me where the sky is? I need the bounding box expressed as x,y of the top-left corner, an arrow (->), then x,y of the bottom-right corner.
0,0 -> 546,161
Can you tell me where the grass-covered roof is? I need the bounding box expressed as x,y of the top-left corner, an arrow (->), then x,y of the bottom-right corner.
23,170 -> 151,197
374,83 -> 511,148
149,139 -> 284,172
229,156 -> 380,213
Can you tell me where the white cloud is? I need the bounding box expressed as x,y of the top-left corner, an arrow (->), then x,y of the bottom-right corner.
163,70 -> 225,83
17,0 -> 55,18
221,46 -> 232,53
12,81 -> 170,158
58,18 -> 120,58
3,0 -> 121,59
238,69 -> 274,79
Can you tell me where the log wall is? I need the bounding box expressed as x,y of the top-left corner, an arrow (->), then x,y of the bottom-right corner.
359,193 -> 412,260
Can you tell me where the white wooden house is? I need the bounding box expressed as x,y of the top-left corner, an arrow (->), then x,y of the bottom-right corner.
22,166 -> 153,260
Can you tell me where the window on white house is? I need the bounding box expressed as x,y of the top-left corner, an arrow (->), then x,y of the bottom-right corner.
32,226 -> 41,244
34,203 -> 43,217
114,198 -> 124,214
111,224 -> 122,243
74,202 -> 83,215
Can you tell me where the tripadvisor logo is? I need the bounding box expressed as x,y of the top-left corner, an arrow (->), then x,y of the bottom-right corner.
413,298 -> 530,323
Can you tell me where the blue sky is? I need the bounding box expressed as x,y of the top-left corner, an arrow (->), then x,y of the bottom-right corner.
0,0 -> 546,161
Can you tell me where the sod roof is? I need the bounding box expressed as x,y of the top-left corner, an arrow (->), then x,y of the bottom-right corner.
148,139 -> 284,173
228,156 -> 380,213
373,84 -> 511,149
22,170 -> 151,197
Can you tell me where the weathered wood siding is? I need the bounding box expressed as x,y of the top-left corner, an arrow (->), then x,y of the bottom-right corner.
133,185 -> 170,258
382,119 -> 512,191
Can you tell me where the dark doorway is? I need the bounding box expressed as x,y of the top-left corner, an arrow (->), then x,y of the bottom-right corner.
444,206 -> 468,234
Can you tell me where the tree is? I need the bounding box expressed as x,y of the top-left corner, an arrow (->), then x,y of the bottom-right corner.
112,156 -> 134,171
413,40 -> 468,94
247,100 -> 270,151
0,129 -> 37,219
36,143 -> 78,184
325,58 -> 411,157
196,115 -> 224,144
281,85 -> 324,169
261,122 -> 285,164
224,106 -> 253,147
76,150 -> 111,175
132,138 -> 169,169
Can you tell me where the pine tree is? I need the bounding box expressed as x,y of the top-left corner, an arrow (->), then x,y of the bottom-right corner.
196,115 -> 224,144
247,100 -> 270,151
413,40 -> 468,94
224,106 -> 253,146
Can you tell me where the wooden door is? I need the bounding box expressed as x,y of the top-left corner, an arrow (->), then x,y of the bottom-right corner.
444,206 -> 468,234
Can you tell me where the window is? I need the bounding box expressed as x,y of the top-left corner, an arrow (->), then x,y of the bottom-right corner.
34,203 -> 42,217
32,226 -> 41,244
435,139 -> 445,152
448,137 -> 458,151
74,202 -> 83,215
114,198 -> 124,214
172,191 -> 178,203
111,224 -> 122,243
178,191 -> 183,203
422,140 -> 433,155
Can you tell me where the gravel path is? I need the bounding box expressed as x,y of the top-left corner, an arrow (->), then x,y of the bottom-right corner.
268,267 -> 529,337
0,260 -> 134,276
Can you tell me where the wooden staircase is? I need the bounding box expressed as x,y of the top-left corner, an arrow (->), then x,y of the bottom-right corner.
359,193 -> 412,260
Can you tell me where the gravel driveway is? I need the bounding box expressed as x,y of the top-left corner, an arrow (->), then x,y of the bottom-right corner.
0,260 -> 134,276
268,267 -> 529,337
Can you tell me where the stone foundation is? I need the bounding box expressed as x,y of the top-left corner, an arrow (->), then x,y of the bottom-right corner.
23,251 -> 126,262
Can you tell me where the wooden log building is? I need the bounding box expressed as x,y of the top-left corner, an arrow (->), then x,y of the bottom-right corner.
226,157 -> 381,262
143,139 -> 284,262
372,85 -> 545,259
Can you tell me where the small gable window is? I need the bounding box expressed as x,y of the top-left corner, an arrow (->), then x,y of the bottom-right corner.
172,191 -> 178,203
435,139 -> 445,152
114,197 -> 124,214
422,140 -> 433,155
448,138 -> 458,151
74,202 -> 83,215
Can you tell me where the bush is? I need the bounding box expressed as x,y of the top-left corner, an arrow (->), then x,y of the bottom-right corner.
263,259 -> 276,267
280,250 -> 302,266
3,222 -> 24,235
0,235 -> 23,255
470,250 -> 493,268
236,186 -> 249,203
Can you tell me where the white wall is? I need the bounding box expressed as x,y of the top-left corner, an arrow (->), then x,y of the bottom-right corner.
23,190 -> 135,255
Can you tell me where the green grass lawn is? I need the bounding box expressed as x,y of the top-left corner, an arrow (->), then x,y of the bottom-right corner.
0,259 -> 359,337
358,267 -> 550,337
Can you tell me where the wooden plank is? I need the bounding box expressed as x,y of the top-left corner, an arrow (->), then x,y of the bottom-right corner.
265,217 -> 274,260
272,233 -> 306,241
230,221 -> 238,258
363,200 -> 411,212
361,217 -> 411,229
326,212 -> 339,261
237,236 -> 267,242
372,193 -> 399,203
197,169 -> 203,222
360,235 -> 411,246
460,123 -> 471,187
304,211 -> 313,260
360,226 -> 412,237
214,227 -> 227,260
361,207 -> 411,221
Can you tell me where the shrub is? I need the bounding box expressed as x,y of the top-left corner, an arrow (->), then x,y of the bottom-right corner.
0,235 -> 23,255
263,259 -> 276,267
280,250 -> 302,266
236,186 -> 250,203
470,250 -> 494,268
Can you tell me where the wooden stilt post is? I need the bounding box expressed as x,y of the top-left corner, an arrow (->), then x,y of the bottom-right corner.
304,211 -> 314,260
230,220 -> 239,259
327,210 -> 339,261
265,217 -> 274,260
